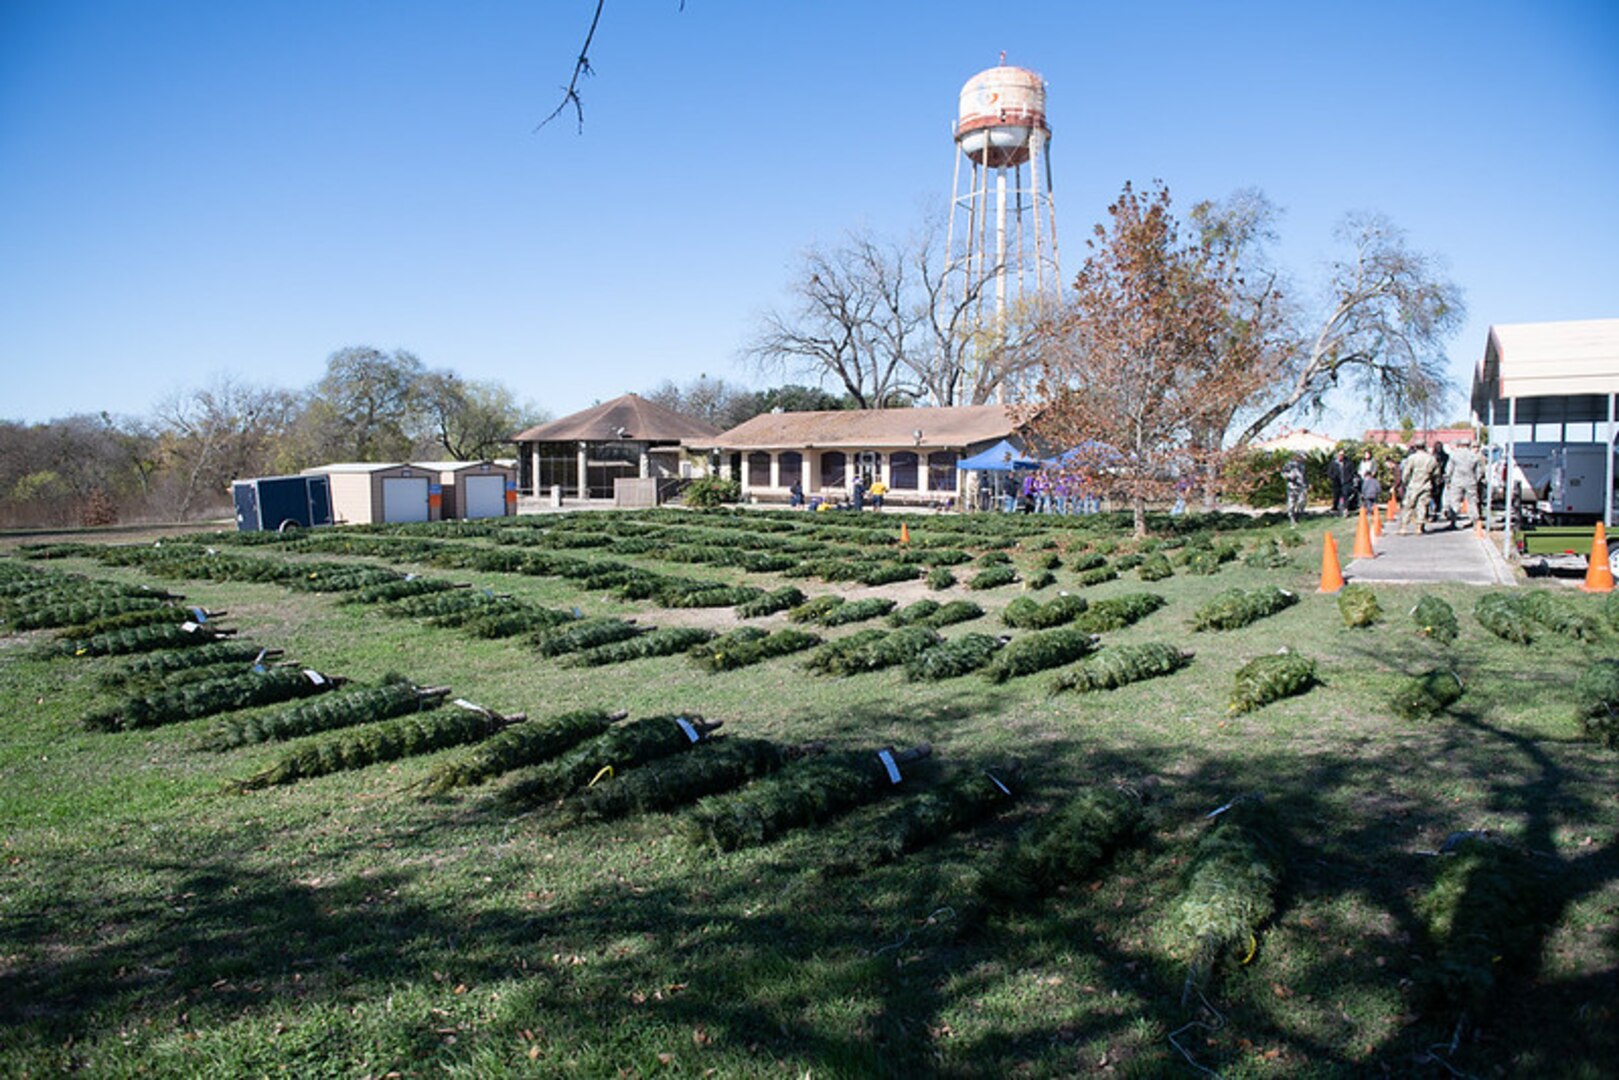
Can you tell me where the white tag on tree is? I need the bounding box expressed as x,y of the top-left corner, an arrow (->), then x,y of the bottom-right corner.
676,717 -> 700,742
180,621 -> 199,632
877,749 -> 902,784
453,698 -> 481,711
303,669 -> 325,685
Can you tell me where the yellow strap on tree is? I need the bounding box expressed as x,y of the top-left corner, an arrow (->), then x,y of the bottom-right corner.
1241,933 -> 1258,965
588,765 -> 614,787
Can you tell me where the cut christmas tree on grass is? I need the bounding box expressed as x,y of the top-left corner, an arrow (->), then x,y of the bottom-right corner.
689,628 -> 820,673
531,617 -> 643,656
1518,588 -> 1605,642
560,626 -> 715,667
1049,642 -> 1193,694
822,763 -> 1018,875
560,736 -> 790,824
500,714 -> 721,808
1002,593 -> 1088,630
983,627 -> 1098,683
1390,668 -> 1464,721
974,785 -> 1147,912
1474,592 -> 1534,644
54,621 -> 237,659
99,641 -> 276,688
905,633 -> 1004,680
968,566 -> 1019,591
232,698 -> 525,791
1167,795 -> 1285,1001
1411,594 -> 1459,644
1070,592 -> 1167,633
1229,650 -> 1317,714
1336,583 -> 1382,628
683,744 -> 931,852
1573,659 -> 1619,747
1416,834 -> 1544,1017
1191,586 -> 1298,631
817,597 -> 898,627
736,586 -> 806,619
202,681 -> 452,750
804,626 -> 941,677
418,709 -> 622,794
85,666 -> 341,733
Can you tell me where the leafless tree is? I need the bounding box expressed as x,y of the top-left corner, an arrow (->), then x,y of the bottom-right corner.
152,376 -> 300,519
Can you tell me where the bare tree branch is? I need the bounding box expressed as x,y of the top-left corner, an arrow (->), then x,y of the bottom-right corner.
535,0 -> 605,134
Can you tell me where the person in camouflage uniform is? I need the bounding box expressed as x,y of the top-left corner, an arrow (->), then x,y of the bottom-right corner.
1398,443 -> 1439,535
1442,438 -> 1482,528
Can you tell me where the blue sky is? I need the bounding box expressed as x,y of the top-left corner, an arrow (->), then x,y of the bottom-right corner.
2,0 -> 1615,433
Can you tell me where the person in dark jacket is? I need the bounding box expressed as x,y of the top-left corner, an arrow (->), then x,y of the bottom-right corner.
1327,450 -> 1352,516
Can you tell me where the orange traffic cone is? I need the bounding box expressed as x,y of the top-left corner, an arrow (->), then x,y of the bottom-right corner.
1582,522 -> 1613,592
1372,505 -> 1383,538
1351,506 -> 1375,559
1318,531 -> 1345,593
1474,514 -> 1486,539
1387,493 -> 1399,523
899,522 -> 910,545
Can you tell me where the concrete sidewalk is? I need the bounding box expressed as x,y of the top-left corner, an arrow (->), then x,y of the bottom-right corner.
1343,521 -> 1517,586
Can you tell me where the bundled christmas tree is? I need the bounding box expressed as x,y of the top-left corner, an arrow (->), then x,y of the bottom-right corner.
500,714 -> 720,807
203,680 -> 452,750
1050,642 -> 1193,694
1411,594 -> 1459,644
57,620 -> 236,659
659,583 -> 766,609
818,597 -> 898,627
925,567 -> 957,590
1137,552 -> 1175,582
969,565 -> 1019,591
1191,586 -> 1298,631
419,709 -> 621,794
904,632 -> 1003,680
85,666 -> 339,732
55,605 -> 223,641
857,563 -> 920,587
1243,537 -> 1294,569
1071,592 -> 1167,633
689,627 -> 820,673
823,764 -> 1018,875
887,599 -> 941,627
560,626 -> 715,667
531,617 -> 643,656
736,586 -> 807,619
1337,583 -> 1382,628
1518,588 -> 1604,642
804,626 -> 940,676
11,594 -> 175,631
1416,834 -> 1542,1015
389,589 -> 507,621
787,595 -> 846,623
1229,650 -> 1317,714
1002,593 -> 1088,630
1474,592 -> 1534,644
340,577 -> 460,605
561,737 -> 789,824
101,641 -> 278,688
983,627 -> 1097,683
1573,659 -> 1619,747
232,699 -> 525,791
282,565 -> 403,593
1168,796 -> 1285,1001
462,605 -> 578,640
1073,565 -> 1118,587
683,744 -> 931,852
1391,668 -> 1464,720
974,785 -> 1146,912
1023,569 -> 1056,590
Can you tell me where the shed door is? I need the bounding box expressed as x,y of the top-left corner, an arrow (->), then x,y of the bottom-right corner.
462,475 -> 506,519
381,477 -> 430,523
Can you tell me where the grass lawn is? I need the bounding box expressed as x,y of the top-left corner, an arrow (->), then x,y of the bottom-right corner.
1,508 -> 1615,1078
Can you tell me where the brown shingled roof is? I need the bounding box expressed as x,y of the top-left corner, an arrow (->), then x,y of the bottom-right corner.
695,405 -> 1019,450
512,393 -> 719,442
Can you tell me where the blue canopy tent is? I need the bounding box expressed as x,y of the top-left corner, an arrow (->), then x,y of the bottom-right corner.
1043,440 -> 1121,469
958,439 -> 1041,471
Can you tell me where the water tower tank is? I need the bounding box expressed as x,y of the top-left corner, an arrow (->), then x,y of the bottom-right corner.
955,65 -> 1048,168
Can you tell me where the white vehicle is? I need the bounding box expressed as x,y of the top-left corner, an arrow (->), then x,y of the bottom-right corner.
1491,442 -> 1619,524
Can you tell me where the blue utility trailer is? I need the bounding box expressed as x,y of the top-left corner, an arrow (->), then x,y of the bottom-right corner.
232,474 -> 333,532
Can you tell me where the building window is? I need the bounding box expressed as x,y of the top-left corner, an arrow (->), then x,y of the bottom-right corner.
535,445 -> 578,492
820,451 -> 846,489
928,451 -> 958,492
746,452 -> 772,487
889,452 -> 918,490
778,451 -> 802,489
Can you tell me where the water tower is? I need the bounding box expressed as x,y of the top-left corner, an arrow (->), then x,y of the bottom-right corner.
944,59 -> 1060,400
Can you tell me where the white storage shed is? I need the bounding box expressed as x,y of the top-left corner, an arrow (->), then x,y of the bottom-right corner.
413,460 -> 517,520
302,463 -> 435,525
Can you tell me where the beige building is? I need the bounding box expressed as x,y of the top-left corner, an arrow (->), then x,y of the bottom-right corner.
513,394 -> 718,502
412,460 -> 517,520
694,405 -> 1021,507
303,463 -> 433,525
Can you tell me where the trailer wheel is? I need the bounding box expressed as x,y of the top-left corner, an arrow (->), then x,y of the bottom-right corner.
1609,548 -> 1619,578
277,520 -> 302,534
